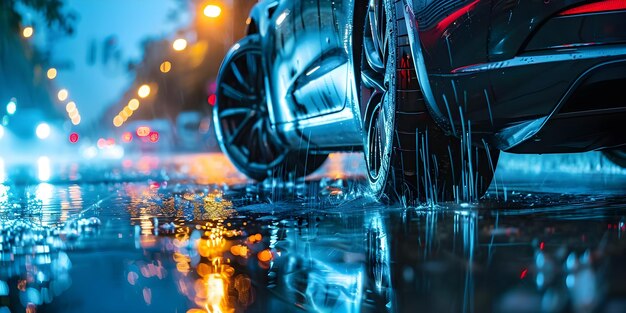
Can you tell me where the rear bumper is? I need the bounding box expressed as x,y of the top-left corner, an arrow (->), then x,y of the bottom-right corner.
427,43 -> 626,151
403,1 -> 626,152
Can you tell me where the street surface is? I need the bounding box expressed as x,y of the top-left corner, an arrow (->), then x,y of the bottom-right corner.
1,152 -> 626,313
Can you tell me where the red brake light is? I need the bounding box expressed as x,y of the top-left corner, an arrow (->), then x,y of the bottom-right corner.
559,0 -> 626,16
148,131 -> 159,143
122,132 -> 133,142
208,94 -> 216,106
69,132 -> 79,143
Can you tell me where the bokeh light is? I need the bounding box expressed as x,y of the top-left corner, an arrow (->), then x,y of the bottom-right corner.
128,98 -> 140,111
160,61 -> 172,73
57,89 -> 69,101
6,100 -> 16,115
113,116 -> 123,127
22,26 -> 33,38
69,109 -> 79,119
36,123 -> 51,140
138,84 -> 151,98
172,38 -> 188,51
69,132 -> 79,143
71,115 -> 81,125
203,4 -> 222,18
47,68 -> 57,79
66,101 -> 76,113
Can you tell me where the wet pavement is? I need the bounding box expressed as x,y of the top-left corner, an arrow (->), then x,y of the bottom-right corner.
1,152 -> 626,313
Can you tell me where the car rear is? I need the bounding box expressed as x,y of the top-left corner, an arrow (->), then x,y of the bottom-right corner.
413,0 -> 626,152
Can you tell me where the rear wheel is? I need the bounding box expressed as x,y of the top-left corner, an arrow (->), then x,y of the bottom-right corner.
359,0 -> 499,205
603,149 -> 626,168
215,35 -> 327,181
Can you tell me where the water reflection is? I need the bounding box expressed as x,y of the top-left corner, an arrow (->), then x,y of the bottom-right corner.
2,153 -> 626,312
107,178 -> 626,313
0,183 -> 99,313
124,185 -> 257,312
37,157 -> 51,182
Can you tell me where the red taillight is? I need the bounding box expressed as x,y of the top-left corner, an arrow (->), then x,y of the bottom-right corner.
559,0 -> 626,16
148,131 -> 159,143
208,94 -> 216,106
69,132 -> 79,143
122,132 -> 133,142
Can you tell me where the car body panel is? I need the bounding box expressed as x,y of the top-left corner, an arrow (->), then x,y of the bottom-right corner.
404,0 -> 626,151
250,0 -> 363,149
237,0 -> 626,155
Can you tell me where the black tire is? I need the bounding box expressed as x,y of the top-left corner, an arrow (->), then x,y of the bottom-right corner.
214,35 -> 328,181
603,149 -> 626,168
358,0 -> 499,205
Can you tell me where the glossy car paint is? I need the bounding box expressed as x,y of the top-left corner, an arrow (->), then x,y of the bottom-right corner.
246,0 -> 363,151
237,0 -> 626,155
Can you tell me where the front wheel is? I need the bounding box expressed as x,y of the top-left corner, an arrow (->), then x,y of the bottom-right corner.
358,0 -> 499,205
214,35 -> 328,181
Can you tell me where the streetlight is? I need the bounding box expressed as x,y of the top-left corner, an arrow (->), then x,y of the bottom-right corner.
128,98 -> 140,111
172,38 -> 188,51
57,89 -> 69,101
47,68 -> 57,80
6,99 -> 16,115
138,84 -> 151,98
71,115 -> 81,125
113,116 -> 123,127
203,4 -> 222,18
160,61 -> 172,73
36,123 -> 50,139
22,26 -> 33,38
66,101 -> 76,113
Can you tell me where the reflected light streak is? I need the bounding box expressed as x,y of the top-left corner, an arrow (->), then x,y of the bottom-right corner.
38,156 -> 51,182
68,185 -> 83,212
36,183 -> 54,206
275,10 -> 289,26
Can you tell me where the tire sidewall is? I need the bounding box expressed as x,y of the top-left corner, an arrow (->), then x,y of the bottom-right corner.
362,0 -> 398,201
214,34 -> 269,181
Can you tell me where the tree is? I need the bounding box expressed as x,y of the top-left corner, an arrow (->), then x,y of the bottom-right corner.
0,0 -> 75,35
0,0 -> 74,119
105,0 -> 257,122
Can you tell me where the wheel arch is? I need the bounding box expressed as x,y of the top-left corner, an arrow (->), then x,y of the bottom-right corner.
245,4 -> 262,35
398,0 -> 452,134
349,0 -> 448,134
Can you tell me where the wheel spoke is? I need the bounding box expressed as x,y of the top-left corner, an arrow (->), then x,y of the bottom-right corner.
231,61 -> 253,94
259,129 -> 274,162
247,119 -> 263,162
221,83 -> 257,104
246,53 -> 259,83
220,107 -> 253,119
218,39 -> 291,176
228,113 -> 256,146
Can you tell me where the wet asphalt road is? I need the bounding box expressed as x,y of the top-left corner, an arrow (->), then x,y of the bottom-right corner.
1,152 -> 626,313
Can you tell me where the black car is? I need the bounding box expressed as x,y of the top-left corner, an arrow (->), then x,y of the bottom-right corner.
214,0 -> 626,204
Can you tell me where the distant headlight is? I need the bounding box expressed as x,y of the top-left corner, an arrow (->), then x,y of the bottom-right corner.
36,123 -> 50,140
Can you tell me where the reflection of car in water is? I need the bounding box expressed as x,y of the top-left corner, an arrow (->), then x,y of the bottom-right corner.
214,0 -> 626,204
